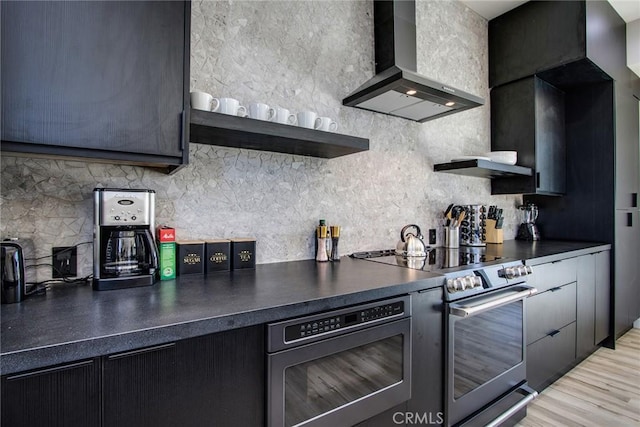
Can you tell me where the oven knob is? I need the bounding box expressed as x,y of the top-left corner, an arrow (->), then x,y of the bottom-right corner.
446,278 -> 464,292
525,265 -> 533,275
463,275 -> 475,290
473,276 -> 482,288
500,267 -> 514,279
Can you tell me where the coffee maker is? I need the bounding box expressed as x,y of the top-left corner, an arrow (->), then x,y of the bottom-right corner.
516,203 -> 541,241
93,188 -> 158,291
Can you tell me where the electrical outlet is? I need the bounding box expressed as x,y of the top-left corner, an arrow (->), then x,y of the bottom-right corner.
52,246 -> 77,278
428,229 -> 437,245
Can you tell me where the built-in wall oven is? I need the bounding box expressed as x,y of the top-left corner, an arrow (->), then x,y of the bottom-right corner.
445,261 -> 538,427
267,295 -> 412,427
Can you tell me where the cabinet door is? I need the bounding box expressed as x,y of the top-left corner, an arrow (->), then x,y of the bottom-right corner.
1,359 -> 100,427
615,210 -> 640,338
594,251 -> 611,344
527,322 -> 576,391
576,254 -> 596,358
615,88 -> 640,210
491,76 -> 566,195
407,288 -> 444,420
526,282 -> 576,345
176,326 -> 265,427
103,343 -> 178,427
1,1 -> 188,167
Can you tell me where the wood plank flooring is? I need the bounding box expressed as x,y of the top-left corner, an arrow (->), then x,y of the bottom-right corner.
516,328 -> 640,427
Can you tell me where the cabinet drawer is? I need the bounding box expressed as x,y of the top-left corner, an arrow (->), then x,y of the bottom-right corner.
527,282 -> 576,345
528,257 -> 577,293
527,322 -> 576,391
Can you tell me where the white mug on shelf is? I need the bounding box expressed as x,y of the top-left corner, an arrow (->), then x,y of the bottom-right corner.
212,97 -> 247,117
190,91 -> 214,111
271,107 -> 297,125
315,117 -> 338,132
249,102 -> 276,121
296,111 -> 318,129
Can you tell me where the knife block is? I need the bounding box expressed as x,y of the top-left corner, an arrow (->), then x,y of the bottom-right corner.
484,219 -> 503,244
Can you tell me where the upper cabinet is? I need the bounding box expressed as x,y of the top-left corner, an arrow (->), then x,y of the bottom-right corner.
489,0 -> 624,89
491,76 -> 566,196
1,1 -> 190,174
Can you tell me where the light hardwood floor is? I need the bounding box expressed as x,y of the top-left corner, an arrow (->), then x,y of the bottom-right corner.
517,328 -> 640,427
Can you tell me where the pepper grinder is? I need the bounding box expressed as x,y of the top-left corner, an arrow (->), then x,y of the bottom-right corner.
316,225 -> 329,262
330,226 -> 340,261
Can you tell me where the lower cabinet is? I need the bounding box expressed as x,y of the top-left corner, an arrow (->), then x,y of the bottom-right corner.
1,326 -> 264,427
525,250 -> 610,391
1,359 -> 101,427
103,343 -> 179,427
527,322 -> 577,391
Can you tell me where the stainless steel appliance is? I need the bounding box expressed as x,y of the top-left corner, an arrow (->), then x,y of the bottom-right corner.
267,296 -> 412,427
350,247 -> 539,426
93,188 -> 159,291
516,204 -> 540,241
1,241 -> 25,304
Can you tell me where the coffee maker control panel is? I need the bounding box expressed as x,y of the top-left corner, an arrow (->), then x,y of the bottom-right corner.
95,189 -> 154,227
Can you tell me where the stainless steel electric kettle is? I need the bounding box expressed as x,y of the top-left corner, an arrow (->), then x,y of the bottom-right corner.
1,241 -> 25,304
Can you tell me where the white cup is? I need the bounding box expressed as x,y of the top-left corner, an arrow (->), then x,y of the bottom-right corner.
271,107 -> 297,125
296,111 -> 318,129
212,97 -> 247,117
249,102 -> 276,121
315,116 -> 338,132
190,91 -> 214,111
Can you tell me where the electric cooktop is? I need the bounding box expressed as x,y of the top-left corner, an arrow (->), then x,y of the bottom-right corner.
349,247 -> 511,273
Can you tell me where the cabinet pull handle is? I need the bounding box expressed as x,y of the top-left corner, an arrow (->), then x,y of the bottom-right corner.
628,212 -> 633,227
551,259 -> 563,264
549,287 -> 562,292
536,172 -> 541,188
108,342 -> 175,360
548,330 -> 561,337
6,360 -> 95,380
633,193 -> 638,208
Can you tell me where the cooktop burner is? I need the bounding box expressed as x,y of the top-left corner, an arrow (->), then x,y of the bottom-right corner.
349,246 -> 506,273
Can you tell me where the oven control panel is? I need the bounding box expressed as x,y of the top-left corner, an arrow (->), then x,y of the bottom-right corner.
498,265 -> 533,279
284,301 -> 404,342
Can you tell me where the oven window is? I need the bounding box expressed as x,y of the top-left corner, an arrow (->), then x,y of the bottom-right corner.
453,300 -> 523,399
284,334 -> 403,427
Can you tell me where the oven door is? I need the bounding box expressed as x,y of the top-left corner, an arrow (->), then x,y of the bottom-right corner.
268,317 -> 411,427
446,285 -> 536,426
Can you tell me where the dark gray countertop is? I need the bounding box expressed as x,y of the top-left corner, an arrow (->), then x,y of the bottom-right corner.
0,239 -> 610,376
0,256 -> 442,375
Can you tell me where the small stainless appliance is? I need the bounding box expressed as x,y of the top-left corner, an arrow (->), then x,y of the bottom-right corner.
93,188 -> 159,291
267,296 -> 412,427
516,204 -> 541,241
1,241 -> 25,304
350,247 -> 539,426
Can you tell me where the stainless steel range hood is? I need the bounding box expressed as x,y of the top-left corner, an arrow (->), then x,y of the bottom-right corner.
343,0 -> 484,122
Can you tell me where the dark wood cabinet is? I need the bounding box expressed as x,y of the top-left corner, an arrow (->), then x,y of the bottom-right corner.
527,282 -> 576,346
490,76 -> 566,196
176,326 -> 265,427
489,1 -> 624,89
527,322 -> 576,392
0,1 -> 190,173
103,343 -> 179,427
576,251 -> 611,358
1,359 -> 100,427
594,251 -> 612,344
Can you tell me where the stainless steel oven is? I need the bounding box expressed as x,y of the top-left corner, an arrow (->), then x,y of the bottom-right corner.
267,295 -> 412,427
445,262 -> 538,427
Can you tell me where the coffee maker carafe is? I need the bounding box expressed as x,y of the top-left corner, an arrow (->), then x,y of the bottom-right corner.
516,203 -> 541,241
93,188 -> 158,291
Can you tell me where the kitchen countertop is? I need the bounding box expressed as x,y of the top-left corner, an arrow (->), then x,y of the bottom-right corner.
0,239 -> 611,376
0,256 -> 441,375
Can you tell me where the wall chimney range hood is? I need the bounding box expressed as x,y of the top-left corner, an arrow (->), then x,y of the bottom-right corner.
343,0 -> 485,122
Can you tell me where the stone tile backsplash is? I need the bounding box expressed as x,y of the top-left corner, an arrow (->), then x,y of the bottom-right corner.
1,1 -> 521,281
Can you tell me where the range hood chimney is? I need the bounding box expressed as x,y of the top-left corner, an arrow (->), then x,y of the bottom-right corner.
343,0 -> 484,122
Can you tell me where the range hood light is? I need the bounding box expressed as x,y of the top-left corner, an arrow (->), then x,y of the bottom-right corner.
343,0 -> 484,122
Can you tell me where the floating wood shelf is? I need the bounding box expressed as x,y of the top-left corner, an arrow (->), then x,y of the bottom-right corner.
189,110 -> 369,158
433,159 -> 533,178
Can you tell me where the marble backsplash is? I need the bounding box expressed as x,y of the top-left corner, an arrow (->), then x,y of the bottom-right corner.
1,1 -> 522,281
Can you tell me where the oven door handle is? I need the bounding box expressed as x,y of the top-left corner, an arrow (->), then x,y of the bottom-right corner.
449,286 -> 537,317
485,384 -> 539,427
